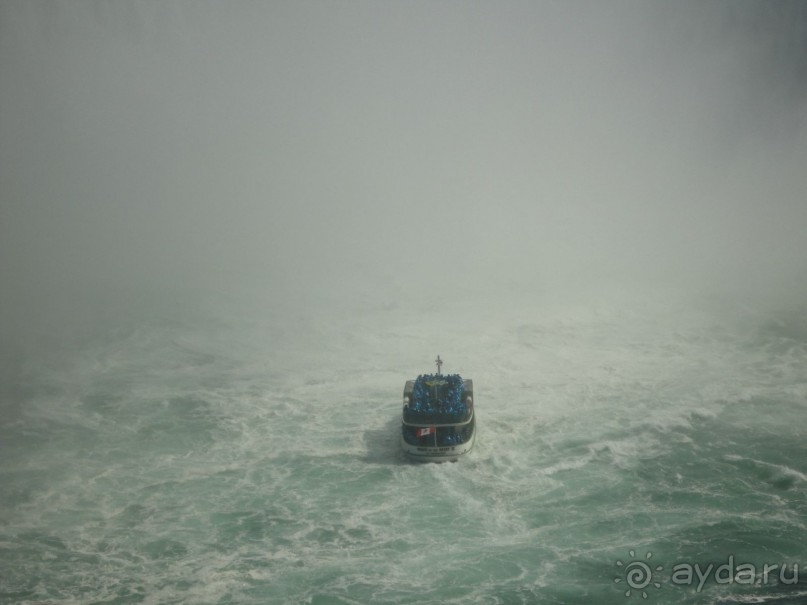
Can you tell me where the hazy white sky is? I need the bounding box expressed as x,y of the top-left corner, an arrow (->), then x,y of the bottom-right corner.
1,1 -> 806,337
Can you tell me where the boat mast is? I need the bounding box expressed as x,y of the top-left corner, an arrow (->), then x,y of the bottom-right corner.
433,355 -> 442,448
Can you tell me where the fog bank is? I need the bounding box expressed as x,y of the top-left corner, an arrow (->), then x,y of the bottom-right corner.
2,1 -> 806,350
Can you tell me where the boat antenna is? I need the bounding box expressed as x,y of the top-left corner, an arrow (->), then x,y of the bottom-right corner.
435,355 -> 443,375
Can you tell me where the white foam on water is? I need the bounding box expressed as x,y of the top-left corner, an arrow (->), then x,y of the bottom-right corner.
2,289 -> 806,604
724,455 -> 807,485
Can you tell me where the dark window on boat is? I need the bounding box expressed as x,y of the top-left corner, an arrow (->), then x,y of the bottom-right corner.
401,419 -> 474,446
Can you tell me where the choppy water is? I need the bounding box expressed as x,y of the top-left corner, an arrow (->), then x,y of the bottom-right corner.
2,289 -> 806,604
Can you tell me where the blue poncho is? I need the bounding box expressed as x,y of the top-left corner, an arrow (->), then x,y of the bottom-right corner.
404,373 -> 469,424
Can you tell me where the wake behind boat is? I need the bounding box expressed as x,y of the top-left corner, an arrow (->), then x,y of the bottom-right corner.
401,356 -> 475,462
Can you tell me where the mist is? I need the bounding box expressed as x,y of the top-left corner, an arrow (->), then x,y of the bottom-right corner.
3,5 -> 807,602
2,0 -> 806,349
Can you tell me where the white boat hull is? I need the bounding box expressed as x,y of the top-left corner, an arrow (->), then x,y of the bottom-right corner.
401,427 -> 475,462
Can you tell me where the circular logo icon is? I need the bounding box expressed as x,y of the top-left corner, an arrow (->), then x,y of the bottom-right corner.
615,550 -> 663,598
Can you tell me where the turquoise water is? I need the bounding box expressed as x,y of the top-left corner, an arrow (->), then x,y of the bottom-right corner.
1,289 -> 806,604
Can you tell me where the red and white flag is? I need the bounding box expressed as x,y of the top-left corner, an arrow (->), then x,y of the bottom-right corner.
416,426 -> 435,438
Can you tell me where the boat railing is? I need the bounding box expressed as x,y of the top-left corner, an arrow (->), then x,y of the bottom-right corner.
401,408 -> 474,428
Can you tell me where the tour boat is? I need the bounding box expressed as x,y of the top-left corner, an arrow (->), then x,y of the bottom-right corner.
401,356 -> 475,462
